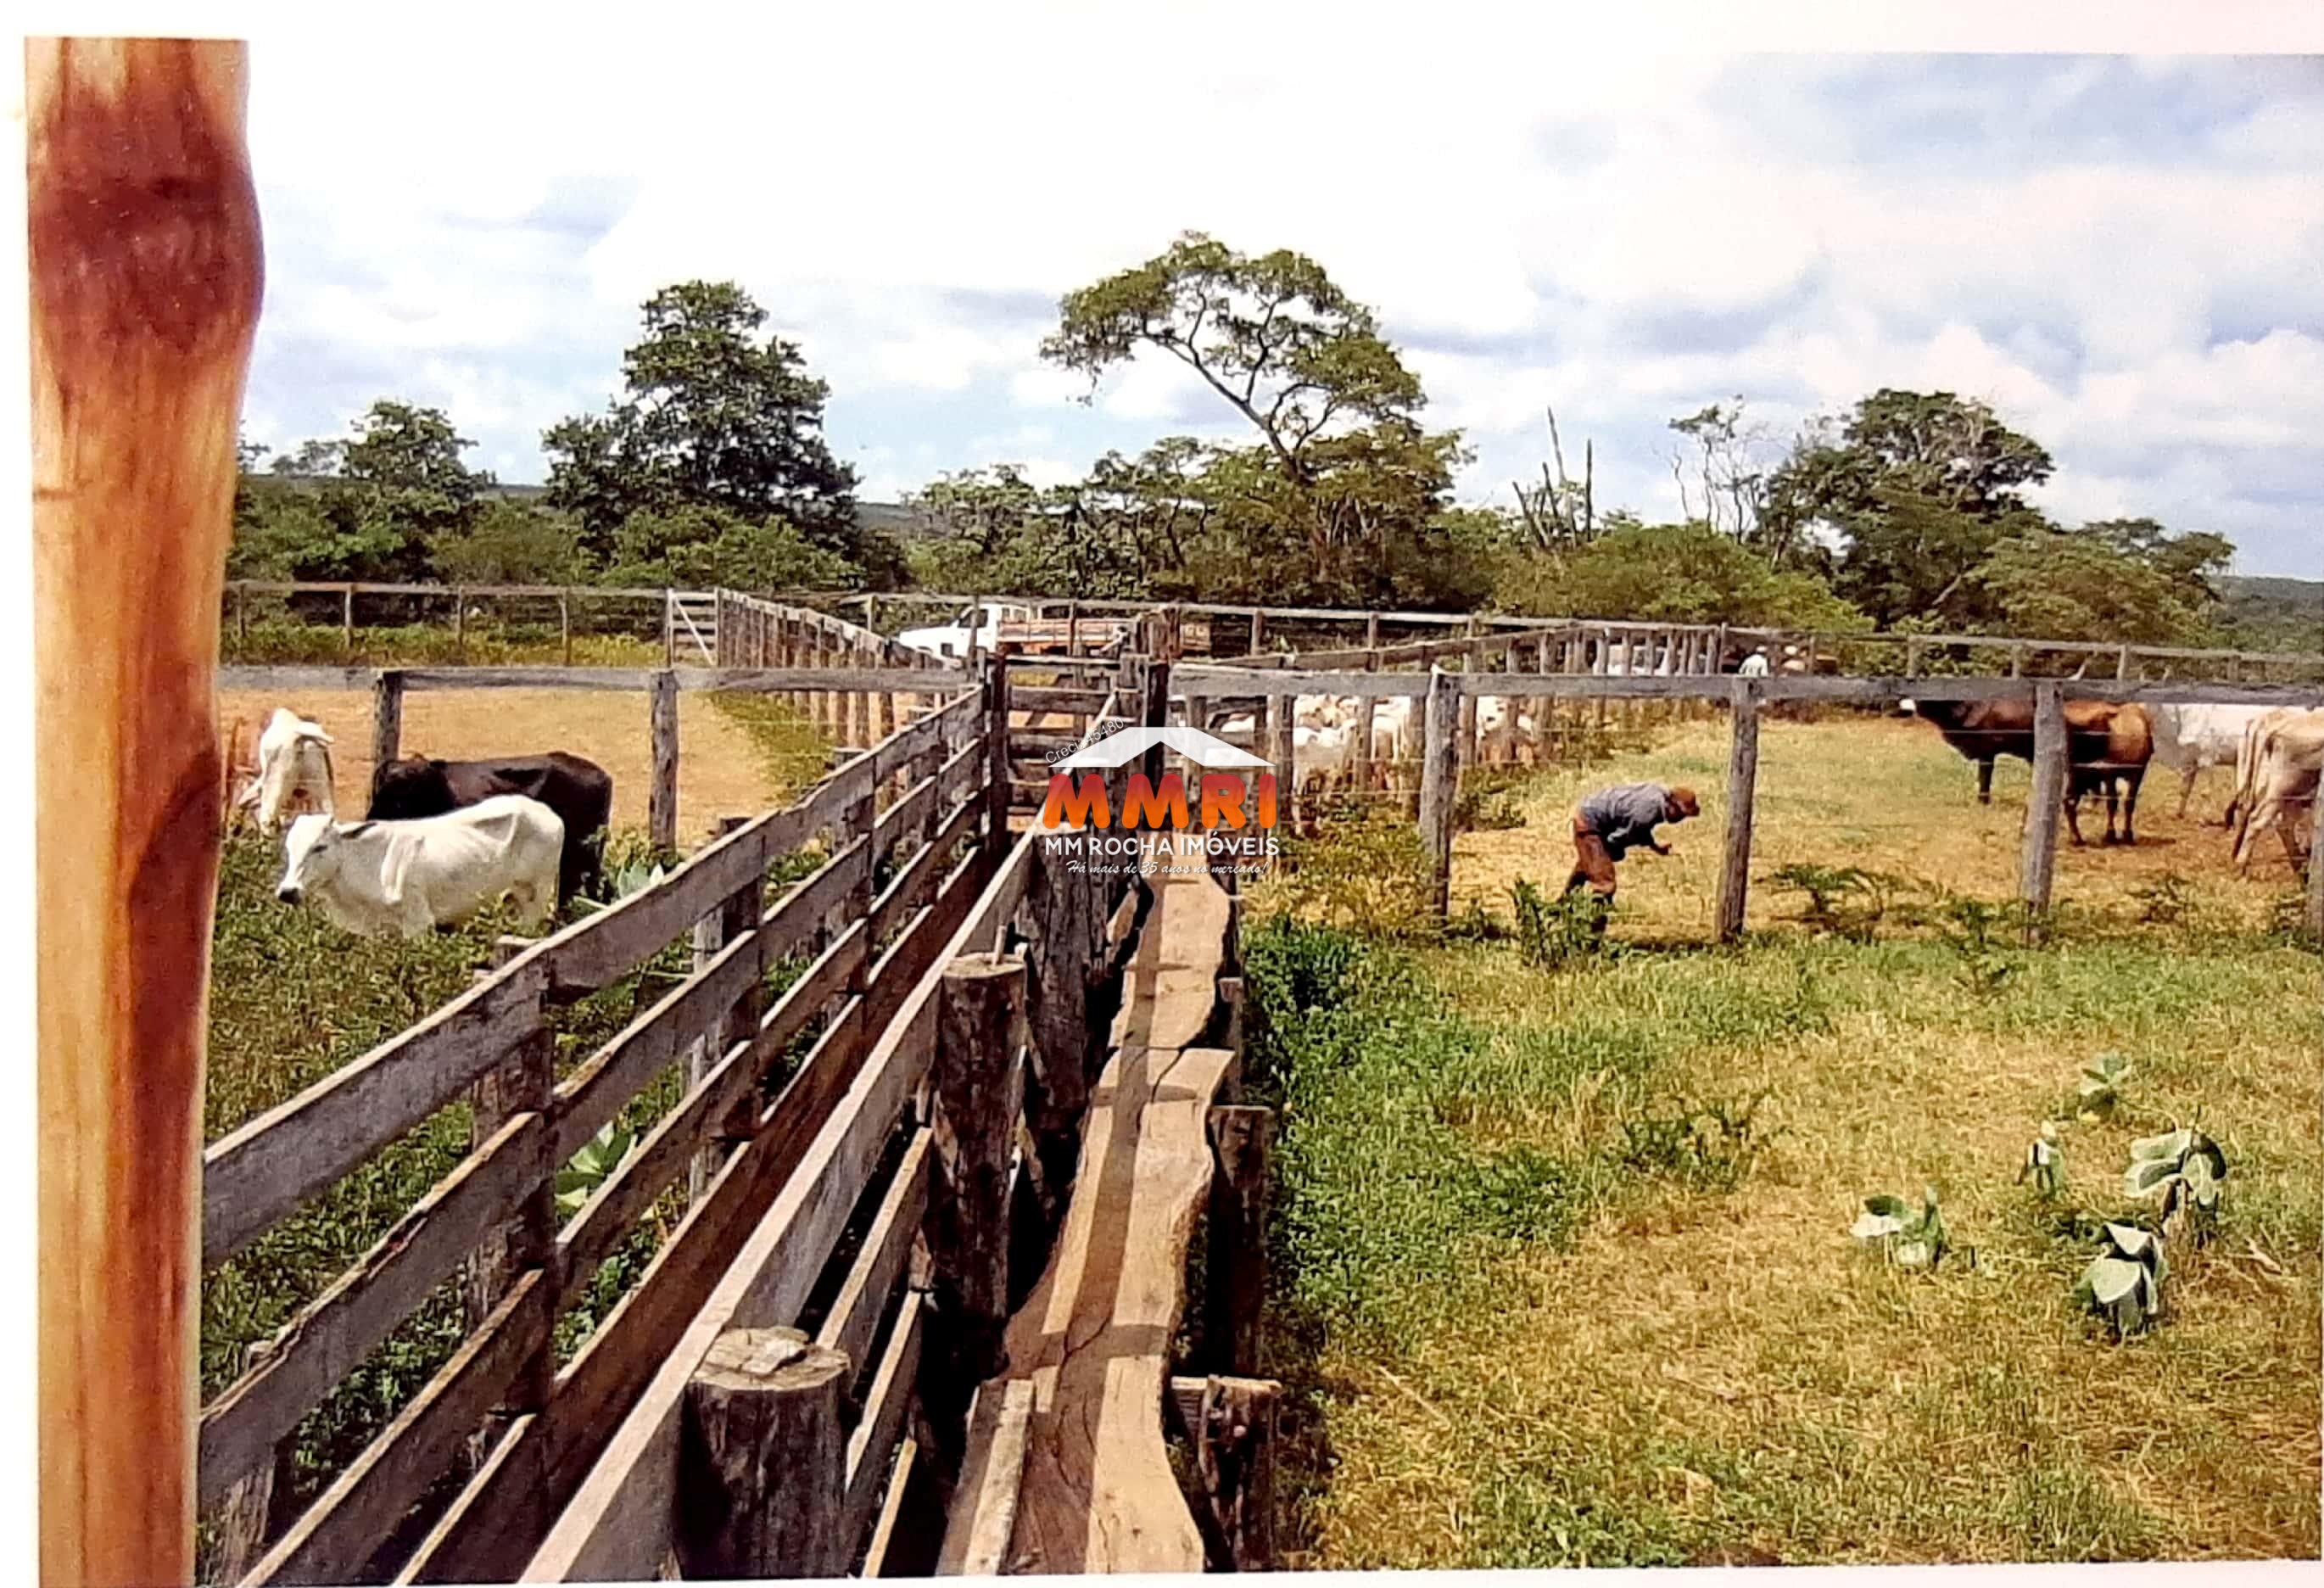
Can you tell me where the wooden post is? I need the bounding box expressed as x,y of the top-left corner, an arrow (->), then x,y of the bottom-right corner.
1715,679 -> 1763,943
372,668 -> 405,779
1265,691 -> 1295,834
1205,1106 -> 1272,1377
927,955 -> 1028,1386
31,38 -> 262,1588
1366,610 -> 1382,650
2020,682 -> 2067,938
1066,599 -> 1082,658
649,668 -> 680,853
452,585 -> 466,659
689,814 -> 754,1199
982,650 -> 1010,853
662,589 -> 678,668
466,937 -> 554,1464
1140,652 -> 1172,791
559,592 -> 572,666
1183,1377 -> 1279,1573
1904,635 -> 1924,679
677,1328 -> 852,1581
1353,654 -> 1379,788
2009,641 -> 2027,679
342,582 -> 355,653
2117,643 -> 2135,681
236,580 -> 248,643
1249,609 -> 1265,657
1417,668 -> 1461,920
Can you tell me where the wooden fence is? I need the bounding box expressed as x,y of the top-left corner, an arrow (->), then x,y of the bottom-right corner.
198,676 -> 1003,1584
1173,665 -> 2324,938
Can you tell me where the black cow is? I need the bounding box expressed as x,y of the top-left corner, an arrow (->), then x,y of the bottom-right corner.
367,752 -> 614,902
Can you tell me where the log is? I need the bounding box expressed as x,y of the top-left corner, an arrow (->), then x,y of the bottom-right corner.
1417,668 -> 1461,918
648,667 -> 679,852
372,668 -> 405,779
31,37 -> 264,1588
1205,1106 -> 1273,1378
2020,680 -> 2068,937
675,1328 -> 851,1581
1715,679 -> 1763,943
1190,1376 -> 1278,1572
927,954 -> 1028,1387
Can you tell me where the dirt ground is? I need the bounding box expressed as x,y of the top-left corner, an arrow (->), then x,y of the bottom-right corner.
218,688 -> 792,847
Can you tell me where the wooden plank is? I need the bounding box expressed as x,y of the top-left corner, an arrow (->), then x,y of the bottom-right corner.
197,1112 -> 545,1503
860,1436 -> 919,1579
550,924 -> 765,1162
815,1132 -> 932,1384
250,1271 -> 552,1585
842,1294 -> 929,1551
937,1378 -> 1036,1576
391,1412 -> 544,1585
984,1043 -> 1237,1575
866,845 -> 986,1036
203,968 -> 544,1266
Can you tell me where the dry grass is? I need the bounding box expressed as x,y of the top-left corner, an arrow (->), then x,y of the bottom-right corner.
1259,711 -> 2320,1568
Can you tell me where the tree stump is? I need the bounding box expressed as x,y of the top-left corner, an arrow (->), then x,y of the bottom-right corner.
677,1328 -> 851,1581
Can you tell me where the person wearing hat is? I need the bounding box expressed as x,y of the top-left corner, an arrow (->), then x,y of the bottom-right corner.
1565,781 -> 1701,904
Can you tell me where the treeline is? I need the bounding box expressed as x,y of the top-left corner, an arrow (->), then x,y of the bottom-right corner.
236,233 -> 2249,646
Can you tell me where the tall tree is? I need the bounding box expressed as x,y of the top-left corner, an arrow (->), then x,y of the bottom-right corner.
1968,517 -> 2231,643
231,400 -> 487,582
544,281 -> 864,568
1763,389 -> 2056,626
1040,232 -> 1466,604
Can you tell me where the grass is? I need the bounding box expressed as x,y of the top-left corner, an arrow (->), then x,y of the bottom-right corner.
1241,711 -> 2320,1568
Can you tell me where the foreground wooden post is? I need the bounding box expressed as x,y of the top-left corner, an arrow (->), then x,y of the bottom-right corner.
1206,1106 -> 1273,1377
1715,679 -> 1763,943
1417,668 -> 1461,919
677,1328 -> 852,1580
1169,1376 -> 1281,1572
371,667 -> 405,780
648,667 -> 681,851
2020,682 -> 2068,938
31,38 -> 264,1588
926,955 -> 1028,1386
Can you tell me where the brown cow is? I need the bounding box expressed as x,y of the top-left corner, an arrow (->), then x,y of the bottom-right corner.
1900,696 -> 2153,846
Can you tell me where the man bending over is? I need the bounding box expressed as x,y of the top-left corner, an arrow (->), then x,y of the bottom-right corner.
1567,781 -> 1700,904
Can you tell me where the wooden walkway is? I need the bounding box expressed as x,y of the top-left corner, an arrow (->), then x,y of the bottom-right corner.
941,836 -> 1235,1574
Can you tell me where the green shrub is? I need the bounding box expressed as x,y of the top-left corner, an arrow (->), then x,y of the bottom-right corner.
1271,808 -> 1441,941
1510,877 -> 1608,968
1766,863 -> 1919,941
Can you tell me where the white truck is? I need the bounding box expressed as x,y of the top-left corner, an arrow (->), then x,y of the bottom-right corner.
896,600 -> 1029,662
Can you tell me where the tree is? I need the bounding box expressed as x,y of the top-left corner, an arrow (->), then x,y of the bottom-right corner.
431,499 -> 593,586
228,400 -> 489,583
598,504 -> 858,593
544,281 -> 869,572
1764,389 -> 2056,626
905,466 -> 1150,600
268,437 -> 345,477
1493,520 -> 1871,631
1967,518 -> 2231,643
1040,232 -> 1466,604
1667,398 -> 1777,545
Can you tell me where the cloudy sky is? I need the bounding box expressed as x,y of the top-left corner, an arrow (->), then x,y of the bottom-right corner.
229,7 -> 2322,577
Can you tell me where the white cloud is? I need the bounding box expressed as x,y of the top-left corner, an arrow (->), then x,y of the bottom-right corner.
227,14 -> 2324,573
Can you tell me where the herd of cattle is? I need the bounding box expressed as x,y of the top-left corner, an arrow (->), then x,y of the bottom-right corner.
1201,691 -> 2321,871
226,707 -> 616,937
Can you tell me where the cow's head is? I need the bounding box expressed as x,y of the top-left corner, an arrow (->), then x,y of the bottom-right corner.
277,814 -> 373,904
368,755 -> 454,820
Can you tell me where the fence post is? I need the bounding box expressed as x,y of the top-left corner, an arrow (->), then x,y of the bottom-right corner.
2116,643 -> 2135,681
1715,679 -> 1763,943
677,1328 -> 851,1580
1904,636 -> 1923,679
690,814 -> 756,1199
1353,655 -> 1379,787
2009,642 -> 2027,679
1366,610 -> 1381,650
1205,1106 -> 1273,1377
1265,691 -> 1295,834
372,668 -> 405,777
1140,651 -> 1172,790
1249,610 -> 1265,657
236,581 -> 249,644
466,937 -> 555,1466
559,593 -> 573,666
981,650 -> 1011,859
1187,1377 -> 1279,1573
662,589 -> 678,668
2020,681 -> 2067,939
1066,599 -> 1081,658
452,586 -> 466,660
342,583 -> 355,654
1417,668 -> 1461,920
649,668 -> 680,853
926,954 -> 1028,1390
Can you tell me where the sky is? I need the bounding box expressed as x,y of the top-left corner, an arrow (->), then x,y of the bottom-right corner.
226,8 -> 2324,578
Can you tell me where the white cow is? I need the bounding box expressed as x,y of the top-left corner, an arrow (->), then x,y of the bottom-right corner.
1736,651 -> 1772,678
237,707 -> 337,832
2230,709 -> 2324,873
277,795 -> 565,937
2146,703 -> 2272,822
